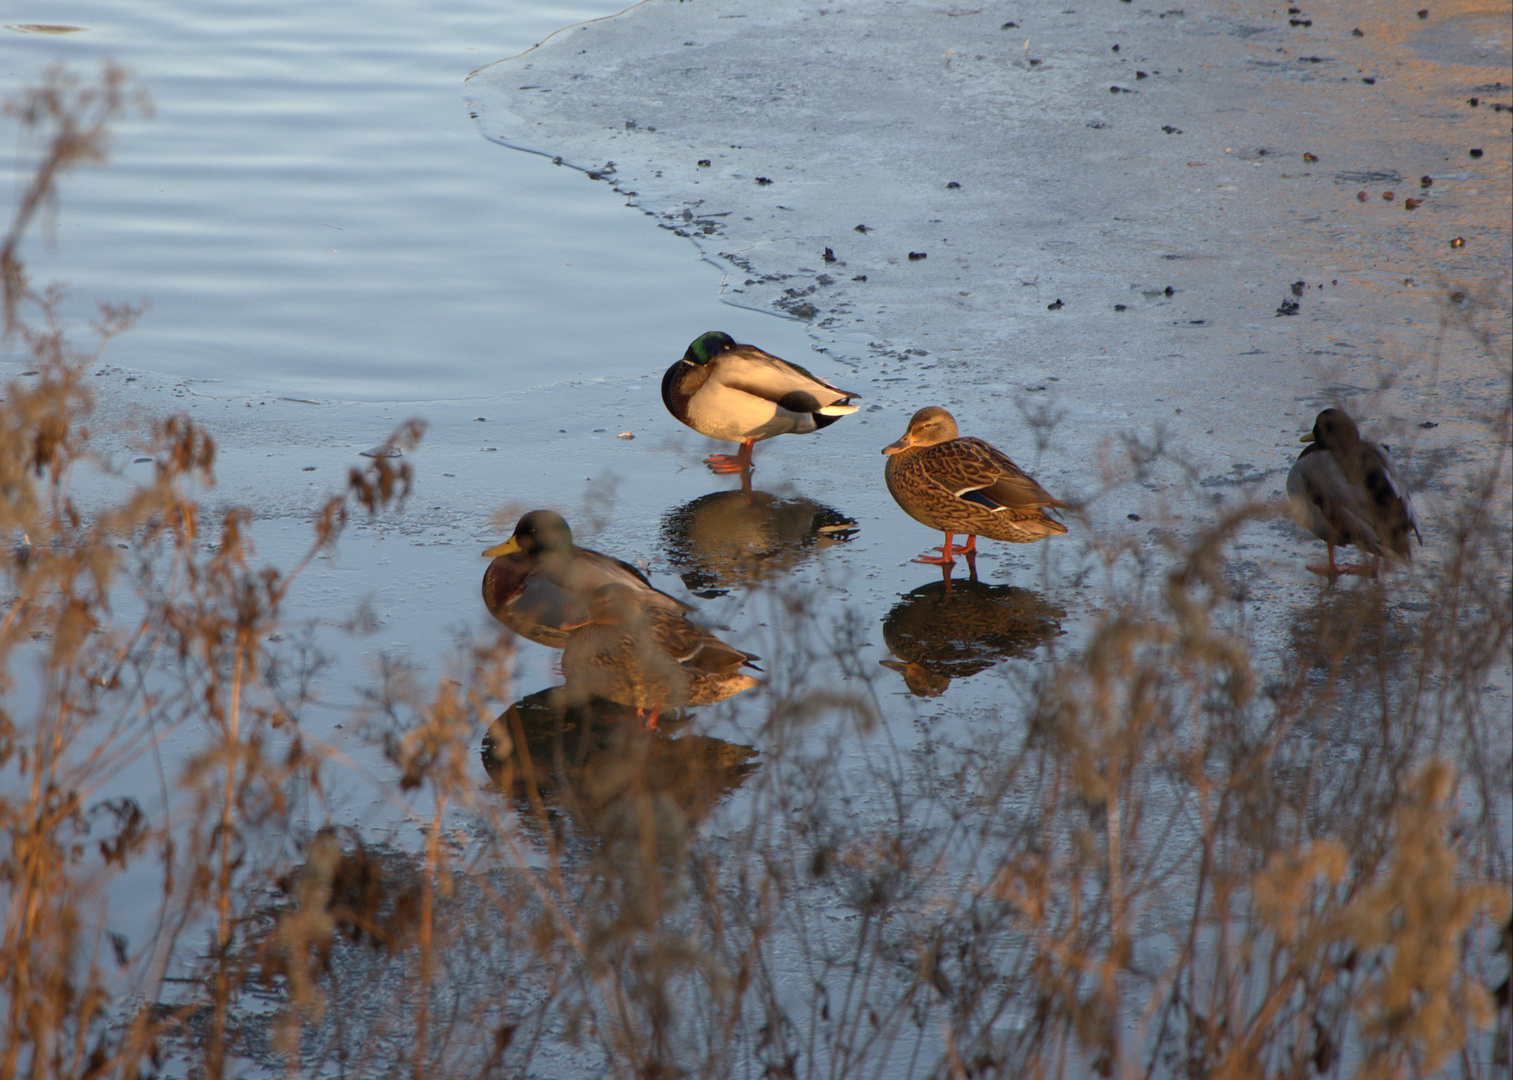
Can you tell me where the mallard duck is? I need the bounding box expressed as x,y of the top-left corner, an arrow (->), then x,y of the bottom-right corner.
561,584 -> 761,731
482,510 -> 690,648
1286,407 -> 1421,577
662,331 -> 860,474
882,406 -> 1070,581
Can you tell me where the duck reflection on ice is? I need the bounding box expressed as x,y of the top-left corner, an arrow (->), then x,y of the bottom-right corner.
480,688 -> 760,829
661,488 -> 859,597
880,579 -> 1066,697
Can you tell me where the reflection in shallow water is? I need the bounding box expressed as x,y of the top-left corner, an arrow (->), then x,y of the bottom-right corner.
661,488 -> 859,597
880,579 -> 1065,696
274,827 -> 423,955
480,687 -> 760,830
1283,580 -> 1414,679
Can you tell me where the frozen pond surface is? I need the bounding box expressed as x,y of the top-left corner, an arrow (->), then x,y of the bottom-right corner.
1,0 -> 1510,1074
471,0 -> 1511,472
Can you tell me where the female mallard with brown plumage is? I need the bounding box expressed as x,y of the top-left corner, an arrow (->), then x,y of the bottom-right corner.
482,510 -> 690,647
662,331 -> 860,474
882,406 -> 1070,580
1286,407 -> 1420,577
561,584 -> 761,731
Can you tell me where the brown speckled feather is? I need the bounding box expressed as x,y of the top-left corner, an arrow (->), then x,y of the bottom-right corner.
883,407 -> 1069,544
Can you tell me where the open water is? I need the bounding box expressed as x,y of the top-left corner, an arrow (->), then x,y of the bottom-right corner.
1,0 -> 806,401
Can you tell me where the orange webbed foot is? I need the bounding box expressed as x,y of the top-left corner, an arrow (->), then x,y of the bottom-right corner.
703,455 -> 751,475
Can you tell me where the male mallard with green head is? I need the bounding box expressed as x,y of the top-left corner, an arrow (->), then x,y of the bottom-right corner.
482,510 -> 690,648
662,331 -> 860,474
1286,407 -> 1420,577
561,583 -> 761,731
882,406 -> 1070,580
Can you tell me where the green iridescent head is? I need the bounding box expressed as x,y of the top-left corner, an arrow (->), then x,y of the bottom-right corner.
683,331 -> 736,365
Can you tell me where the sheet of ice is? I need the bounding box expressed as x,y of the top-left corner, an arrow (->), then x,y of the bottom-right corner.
469,0 -> 1511,497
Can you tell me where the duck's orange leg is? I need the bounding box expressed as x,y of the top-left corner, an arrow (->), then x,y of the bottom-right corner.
914,531 -> 963,566
1307,543 -> 1381,578
962,536 -> 979,582
705,439 -> 755,475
